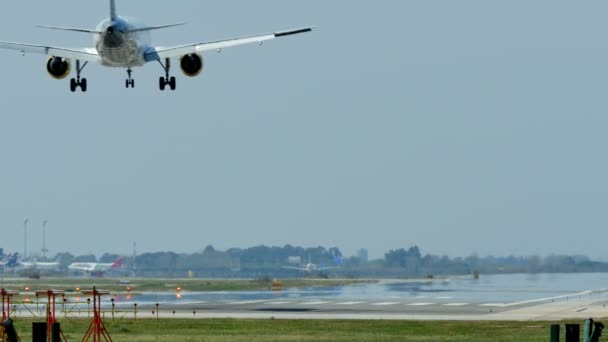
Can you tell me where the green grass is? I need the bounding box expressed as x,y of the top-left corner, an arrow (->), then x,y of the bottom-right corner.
7,318 -> 562,341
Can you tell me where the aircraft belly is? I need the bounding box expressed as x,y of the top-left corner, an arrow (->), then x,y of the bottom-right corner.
98,39 -> 145,67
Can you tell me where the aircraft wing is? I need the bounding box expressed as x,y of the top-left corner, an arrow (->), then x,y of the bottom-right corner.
145,27 -> 313,61
0,42 -> 100,63
281,266 -> 306,271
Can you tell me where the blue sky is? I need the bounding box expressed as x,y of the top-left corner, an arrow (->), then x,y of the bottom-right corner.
1,1 -> 607,259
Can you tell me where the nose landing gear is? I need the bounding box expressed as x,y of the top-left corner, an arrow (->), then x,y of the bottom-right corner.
125,68 -> 135,88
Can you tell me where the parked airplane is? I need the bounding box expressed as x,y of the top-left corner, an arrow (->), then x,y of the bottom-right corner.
0,0 -> 312,92
0,253 -> 19,269
19,259 -> 61,271
68,257 -> 124,277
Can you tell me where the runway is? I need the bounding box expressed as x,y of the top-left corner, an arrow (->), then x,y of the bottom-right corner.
12,273 -> 608,321
115,290 -> 608,321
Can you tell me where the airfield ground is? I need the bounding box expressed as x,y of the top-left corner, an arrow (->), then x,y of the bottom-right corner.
9,318 -> 558,341
0,277 -> 374,293
3,277 -> 607,340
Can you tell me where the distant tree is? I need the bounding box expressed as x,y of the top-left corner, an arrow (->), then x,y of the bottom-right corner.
100,253 -> 120,263
408,246 -> 421,260
385,249 -> 407,268
74,254 -> 97,262
226,248 -> 243,258
54,252 -> 75,269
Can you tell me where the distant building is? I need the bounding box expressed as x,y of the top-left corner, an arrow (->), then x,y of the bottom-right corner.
287,256 -> 301,265
357,249 -> 369,263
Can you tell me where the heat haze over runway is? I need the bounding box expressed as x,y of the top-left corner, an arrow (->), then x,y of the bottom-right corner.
13,273 -> 608,321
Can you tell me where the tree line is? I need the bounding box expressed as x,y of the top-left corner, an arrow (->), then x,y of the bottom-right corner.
24,245 -> 608,278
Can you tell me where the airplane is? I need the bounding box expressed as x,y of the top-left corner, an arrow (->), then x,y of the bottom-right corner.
282,256 -> 339,273
19,259 -> 61,272
0,0 -> 313,92
0,253 -> 19,269
68,257 -> 124,277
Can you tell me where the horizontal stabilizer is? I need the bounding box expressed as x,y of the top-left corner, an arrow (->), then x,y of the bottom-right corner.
126,23 -> 186,34
37,25 -> 102,34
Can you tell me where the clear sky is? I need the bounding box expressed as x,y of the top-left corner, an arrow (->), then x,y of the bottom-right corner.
0,1 -> 607,259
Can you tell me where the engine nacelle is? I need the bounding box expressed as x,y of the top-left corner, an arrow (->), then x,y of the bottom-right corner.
180,53 -> 204,77
46,57 -> 71,79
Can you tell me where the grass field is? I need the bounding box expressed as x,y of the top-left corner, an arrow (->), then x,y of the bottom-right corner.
7,318 -> 561,341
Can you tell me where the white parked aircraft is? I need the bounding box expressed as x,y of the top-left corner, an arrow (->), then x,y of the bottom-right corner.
0,0 -> 312,92
69,257 -> 124,276
20,260 -> 61,272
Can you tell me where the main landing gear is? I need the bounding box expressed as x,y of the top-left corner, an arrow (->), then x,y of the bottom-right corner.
70,60 -> 88,92
158,58 -> 176,91
125,68 -> 135,88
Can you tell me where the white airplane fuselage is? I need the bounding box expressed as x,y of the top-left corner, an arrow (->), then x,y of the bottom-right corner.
95,17 -> 150,67
304,263 -> 318,272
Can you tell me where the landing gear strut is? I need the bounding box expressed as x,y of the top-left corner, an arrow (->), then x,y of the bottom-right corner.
158,58 -> 176,91
125,68 -> 135,88
70,60 -> 88,92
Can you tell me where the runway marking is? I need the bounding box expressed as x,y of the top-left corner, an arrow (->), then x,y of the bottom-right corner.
413,296 -> 428,299
226,300 -> 267,305
479,303 -> 506,307
299,301 -> 330,305
372,302 -> 400,306
501,291 -> 592,308
334,302 -> 366,305
443,303 -> 469,307
408,303 -> 435,306
434,296 -> 453,300
263,301 -> 291,305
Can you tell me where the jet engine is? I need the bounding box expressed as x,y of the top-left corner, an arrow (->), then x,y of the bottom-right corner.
180,53 -> 204,77
46,57 -> 71,79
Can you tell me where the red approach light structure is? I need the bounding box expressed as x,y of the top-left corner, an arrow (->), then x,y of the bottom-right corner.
1,289 -> 19,342
82,287 -> 112,342
35,290 -> 68,342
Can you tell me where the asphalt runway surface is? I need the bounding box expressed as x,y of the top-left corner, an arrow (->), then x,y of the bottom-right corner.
119,290 -> 608,320
12,274 -> 608,320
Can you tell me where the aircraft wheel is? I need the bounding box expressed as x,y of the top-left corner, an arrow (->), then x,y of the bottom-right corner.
70,78 -> 77,92
159,77 -> 166,91
81,78 -> 87,92
169,76 -> 176,91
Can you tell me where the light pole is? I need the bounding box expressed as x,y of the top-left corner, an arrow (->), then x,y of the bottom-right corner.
42,220 -> 48,259
24,218 -> 29,259
132,241 -> 137,277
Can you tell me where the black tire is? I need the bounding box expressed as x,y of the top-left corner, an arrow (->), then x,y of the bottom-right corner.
125,79 -> 129,88
159,77 -> 166,91
169,76 -> 176,91
70,78 -> 77,92
131,79 -> 135,88
81,78 -> 87,92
